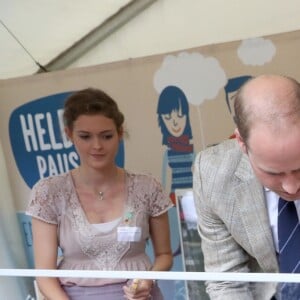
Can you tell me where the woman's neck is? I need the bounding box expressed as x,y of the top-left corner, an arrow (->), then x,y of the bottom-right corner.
77,165 -> 121,189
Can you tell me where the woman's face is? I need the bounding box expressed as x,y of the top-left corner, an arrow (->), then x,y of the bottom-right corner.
162,107 -> 187,137
65,114 -> 122,170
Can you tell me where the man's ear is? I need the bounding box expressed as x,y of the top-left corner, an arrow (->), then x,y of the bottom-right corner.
234,128 -> 247,154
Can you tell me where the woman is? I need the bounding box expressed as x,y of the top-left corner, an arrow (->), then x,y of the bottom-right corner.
27,88 -> 173,300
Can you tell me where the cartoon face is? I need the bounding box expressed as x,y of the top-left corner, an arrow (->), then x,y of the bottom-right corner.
162,108 -> 187,137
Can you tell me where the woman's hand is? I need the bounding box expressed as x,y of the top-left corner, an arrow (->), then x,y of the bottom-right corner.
123,279 -> 154,300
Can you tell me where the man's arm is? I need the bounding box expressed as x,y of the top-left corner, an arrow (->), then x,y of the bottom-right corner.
193,150 -> 253,300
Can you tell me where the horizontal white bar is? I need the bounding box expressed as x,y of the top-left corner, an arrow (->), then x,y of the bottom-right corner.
0,269 -> 300,283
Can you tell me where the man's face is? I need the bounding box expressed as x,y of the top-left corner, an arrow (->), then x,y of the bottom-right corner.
237,126 -> 300,201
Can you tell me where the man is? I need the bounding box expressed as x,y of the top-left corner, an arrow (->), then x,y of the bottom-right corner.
193,74 -> 300,299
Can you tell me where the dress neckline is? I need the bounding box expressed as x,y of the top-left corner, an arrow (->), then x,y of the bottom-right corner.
67,170 -> 130,229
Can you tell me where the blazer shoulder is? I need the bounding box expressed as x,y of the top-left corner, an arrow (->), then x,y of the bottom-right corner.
194,139 -> 254,193
195,139 -> 242,173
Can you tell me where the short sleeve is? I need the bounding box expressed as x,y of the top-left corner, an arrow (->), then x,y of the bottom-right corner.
26,177 -> 59,224
147,175 -> 173,217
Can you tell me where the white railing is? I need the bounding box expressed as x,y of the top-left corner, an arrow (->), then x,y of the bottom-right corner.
1,269 -> 300,283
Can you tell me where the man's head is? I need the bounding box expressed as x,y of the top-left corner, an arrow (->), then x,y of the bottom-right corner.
234,74 -> 300,200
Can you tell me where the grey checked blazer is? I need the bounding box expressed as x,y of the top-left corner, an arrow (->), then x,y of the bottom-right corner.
193,139 -> 279,300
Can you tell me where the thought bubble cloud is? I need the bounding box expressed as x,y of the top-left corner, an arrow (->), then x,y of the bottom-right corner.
153,52 -> 227,106
237,37 -> 276,66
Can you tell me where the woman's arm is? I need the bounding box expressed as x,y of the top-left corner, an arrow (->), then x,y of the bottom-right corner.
149,211 -> 173,271
123,212 -> 173,299
32,218 -> 69,300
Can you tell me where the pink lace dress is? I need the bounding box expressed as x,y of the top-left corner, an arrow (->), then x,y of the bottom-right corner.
26,170 -> 173,287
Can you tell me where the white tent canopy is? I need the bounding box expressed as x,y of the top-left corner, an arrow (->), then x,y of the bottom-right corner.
1,0 -> 300,80
0,0 -> 152,78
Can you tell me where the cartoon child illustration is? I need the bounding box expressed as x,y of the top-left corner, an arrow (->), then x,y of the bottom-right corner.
224,75 -> 252,122
224,75 -> 252,139
157,85 -> 194,204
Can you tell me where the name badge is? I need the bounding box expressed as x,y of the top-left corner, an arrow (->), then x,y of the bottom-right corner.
117,226 -> 142,242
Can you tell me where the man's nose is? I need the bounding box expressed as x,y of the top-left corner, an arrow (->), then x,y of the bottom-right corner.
281,175 -> 300,195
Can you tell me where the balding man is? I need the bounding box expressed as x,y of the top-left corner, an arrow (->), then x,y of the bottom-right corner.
193,75 -> 300,300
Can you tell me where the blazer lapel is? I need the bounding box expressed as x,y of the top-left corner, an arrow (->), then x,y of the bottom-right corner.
234,154 -> 279,272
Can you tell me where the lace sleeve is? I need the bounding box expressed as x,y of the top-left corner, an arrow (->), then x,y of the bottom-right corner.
26,178 -> 59,224
148,175 -> 173,217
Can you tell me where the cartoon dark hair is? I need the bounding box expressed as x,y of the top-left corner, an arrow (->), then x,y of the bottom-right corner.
157,85 -> 192,145
224,75 -> 252,114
